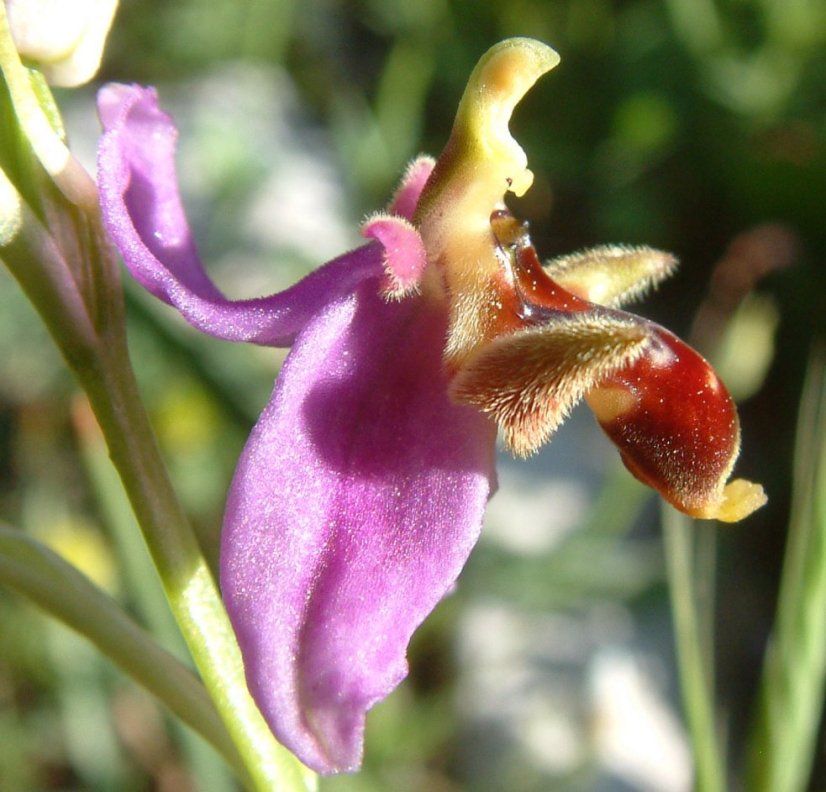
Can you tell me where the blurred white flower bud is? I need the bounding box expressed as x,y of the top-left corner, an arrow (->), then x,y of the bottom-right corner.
6,0 -> 117,86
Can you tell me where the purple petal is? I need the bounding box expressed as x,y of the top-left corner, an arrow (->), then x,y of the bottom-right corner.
220,283 -> 496,772
97,83 -> 382,346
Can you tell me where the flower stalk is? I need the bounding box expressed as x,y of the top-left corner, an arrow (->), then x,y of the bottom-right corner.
0,5 -> 97,210
663,507 -> 726,792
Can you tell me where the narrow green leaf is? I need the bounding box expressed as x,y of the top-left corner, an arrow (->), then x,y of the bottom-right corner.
0,525 -> 247,783
747,346 -> 826,791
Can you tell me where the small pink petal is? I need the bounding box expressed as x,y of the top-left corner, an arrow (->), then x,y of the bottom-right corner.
361,213 -> 428,298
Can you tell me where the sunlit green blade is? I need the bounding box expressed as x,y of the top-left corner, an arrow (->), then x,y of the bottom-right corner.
0,525 -> 247,782
747,346 -> 826,792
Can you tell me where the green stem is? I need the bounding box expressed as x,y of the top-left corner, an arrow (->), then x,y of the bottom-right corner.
663,507 -> 726,792
0,526 -> 244,777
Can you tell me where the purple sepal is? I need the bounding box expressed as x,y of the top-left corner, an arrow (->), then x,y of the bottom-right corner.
97,83 -> 382,347
221,283 -> 495,771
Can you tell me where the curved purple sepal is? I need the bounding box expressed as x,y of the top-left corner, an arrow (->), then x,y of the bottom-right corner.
220,283 -> 495,772
96,83 -> 382,346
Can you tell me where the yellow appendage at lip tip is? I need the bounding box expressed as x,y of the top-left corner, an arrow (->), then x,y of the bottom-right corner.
693,479 -> 768,523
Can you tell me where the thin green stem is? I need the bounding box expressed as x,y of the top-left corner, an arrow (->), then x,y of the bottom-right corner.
663,507 -> 726,792
0,526 -> 245,778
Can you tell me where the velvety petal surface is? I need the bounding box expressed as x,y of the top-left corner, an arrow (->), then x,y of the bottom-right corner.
220,281 -> 496,773
97,83 -> 382,346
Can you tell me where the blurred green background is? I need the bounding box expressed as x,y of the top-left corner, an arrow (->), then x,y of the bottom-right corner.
2,0 -> 825,789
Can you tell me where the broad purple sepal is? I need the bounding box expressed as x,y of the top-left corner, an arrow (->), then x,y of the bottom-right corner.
222,284 -> 494,771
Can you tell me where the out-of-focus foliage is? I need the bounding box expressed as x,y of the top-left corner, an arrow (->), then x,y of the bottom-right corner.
1,0 -> 824,789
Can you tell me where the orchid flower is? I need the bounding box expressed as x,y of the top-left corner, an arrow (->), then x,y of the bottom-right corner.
96,38 -> 765,775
